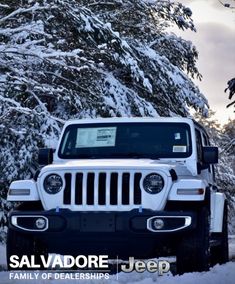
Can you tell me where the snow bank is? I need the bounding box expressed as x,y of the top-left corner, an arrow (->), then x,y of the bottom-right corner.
0,261 -> 234,284
229,235 -> 235,260
0,237 -> 235,284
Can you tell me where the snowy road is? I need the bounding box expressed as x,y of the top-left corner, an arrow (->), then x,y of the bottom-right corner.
0,236 -> 235,284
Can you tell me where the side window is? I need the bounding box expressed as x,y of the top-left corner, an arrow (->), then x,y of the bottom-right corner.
202,133 -> 210,146
195,129 -> 203,162
202,132 -> 212,173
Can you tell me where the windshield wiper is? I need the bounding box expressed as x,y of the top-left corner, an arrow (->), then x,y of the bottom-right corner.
112,152 -> 159,160
75,154 -> 98,159
125,153 -> 146,158
69,153 -> 159,159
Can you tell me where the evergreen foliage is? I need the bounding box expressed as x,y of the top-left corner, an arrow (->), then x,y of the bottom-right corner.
0,0 -> 210,240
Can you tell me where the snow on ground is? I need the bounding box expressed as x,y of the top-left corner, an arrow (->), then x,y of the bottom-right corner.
0,236 -> 234,284
0,244 -> 6,271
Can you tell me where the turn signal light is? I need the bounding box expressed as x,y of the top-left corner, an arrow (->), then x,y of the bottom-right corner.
177,188 -> 204,195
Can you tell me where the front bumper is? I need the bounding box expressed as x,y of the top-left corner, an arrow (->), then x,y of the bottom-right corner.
8,209 -> 196,258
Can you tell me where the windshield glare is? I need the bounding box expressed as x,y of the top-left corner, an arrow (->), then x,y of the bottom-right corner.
58,122 -> 192,159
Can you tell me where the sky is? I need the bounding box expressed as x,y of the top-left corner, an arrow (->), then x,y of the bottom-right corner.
175,0 -> 235,125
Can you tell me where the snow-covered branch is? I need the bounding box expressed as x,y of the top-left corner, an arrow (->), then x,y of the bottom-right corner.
0,0 -> 208,193
0,3 -> 52,24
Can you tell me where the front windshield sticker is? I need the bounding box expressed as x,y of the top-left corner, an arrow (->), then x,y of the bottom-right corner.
173,145 -> 187,153
174,133 -> 181,140
76,127 -> 117,148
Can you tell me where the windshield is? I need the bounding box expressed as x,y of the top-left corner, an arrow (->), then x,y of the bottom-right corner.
58,122 -> 192,159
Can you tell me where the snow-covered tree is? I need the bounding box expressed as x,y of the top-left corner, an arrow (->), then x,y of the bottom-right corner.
225,78 -> 235,110
222,119 -> 235,174
0,0 -> 208,240
218,0 -> 235,9
219,1 -> 235,110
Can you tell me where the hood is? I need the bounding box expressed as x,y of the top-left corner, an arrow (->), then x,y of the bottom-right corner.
40,159 -> 192,177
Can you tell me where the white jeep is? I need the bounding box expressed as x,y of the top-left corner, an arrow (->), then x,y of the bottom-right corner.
7,117 -> 228,274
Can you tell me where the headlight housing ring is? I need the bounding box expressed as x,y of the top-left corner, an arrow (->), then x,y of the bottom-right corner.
43,174 -> 63,194
143,173 -> 164,194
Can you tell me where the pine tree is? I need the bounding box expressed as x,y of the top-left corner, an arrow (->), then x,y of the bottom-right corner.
225,78 -> 235,110
0,0 -> 209,240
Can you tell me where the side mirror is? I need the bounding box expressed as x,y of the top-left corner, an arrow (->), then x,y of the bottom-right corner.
38,148 -> 54,166
202,147 -> 218,164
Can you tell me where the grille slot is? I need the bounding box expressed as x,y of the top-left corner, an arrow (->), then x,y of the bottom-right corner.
134,173 -> 142,205
110,173 -> 118,205
98,173 -> 106,205
87,173 -> 95,205
63,173 -> 71,204
63,171 -> 142,207
122,173 -> 130,205
75,173 -> 83,205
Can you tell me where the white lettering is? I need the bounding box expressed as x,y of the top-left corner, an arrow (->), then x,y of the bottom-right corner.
75,255 -> 87,268
9,254 -> 110,269
158,260 -> 170,275
41,254 -> 53,268
121,257 -> 170,275
19,256 -> 40,268
63,255 -> 75,268
99,255 -> 109,268
51,255 -> 63,268
9,255 -> 19,268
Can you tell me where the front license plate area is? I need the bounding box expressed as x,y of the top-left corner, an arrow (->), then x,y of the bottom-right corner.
81,214 -> 115,232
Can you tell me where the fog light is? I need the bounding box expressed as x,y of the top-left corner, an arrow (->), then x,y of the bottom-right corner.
35,218 -> 46,229
153,218 -> 164,230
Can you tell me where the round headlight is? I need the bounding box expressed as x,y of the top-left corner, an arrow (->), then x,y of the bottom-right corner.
143,173 -> 164,194
43,174 -> 63,194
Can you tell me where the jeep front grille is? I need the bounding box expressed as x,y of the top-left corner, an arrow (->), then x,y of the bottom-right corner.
63,172 -> 142,207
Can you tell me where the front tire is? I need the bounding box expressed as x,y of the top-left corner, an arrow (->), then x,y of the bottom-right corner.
7,228 -> 48,270
176,207 -> 210,274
